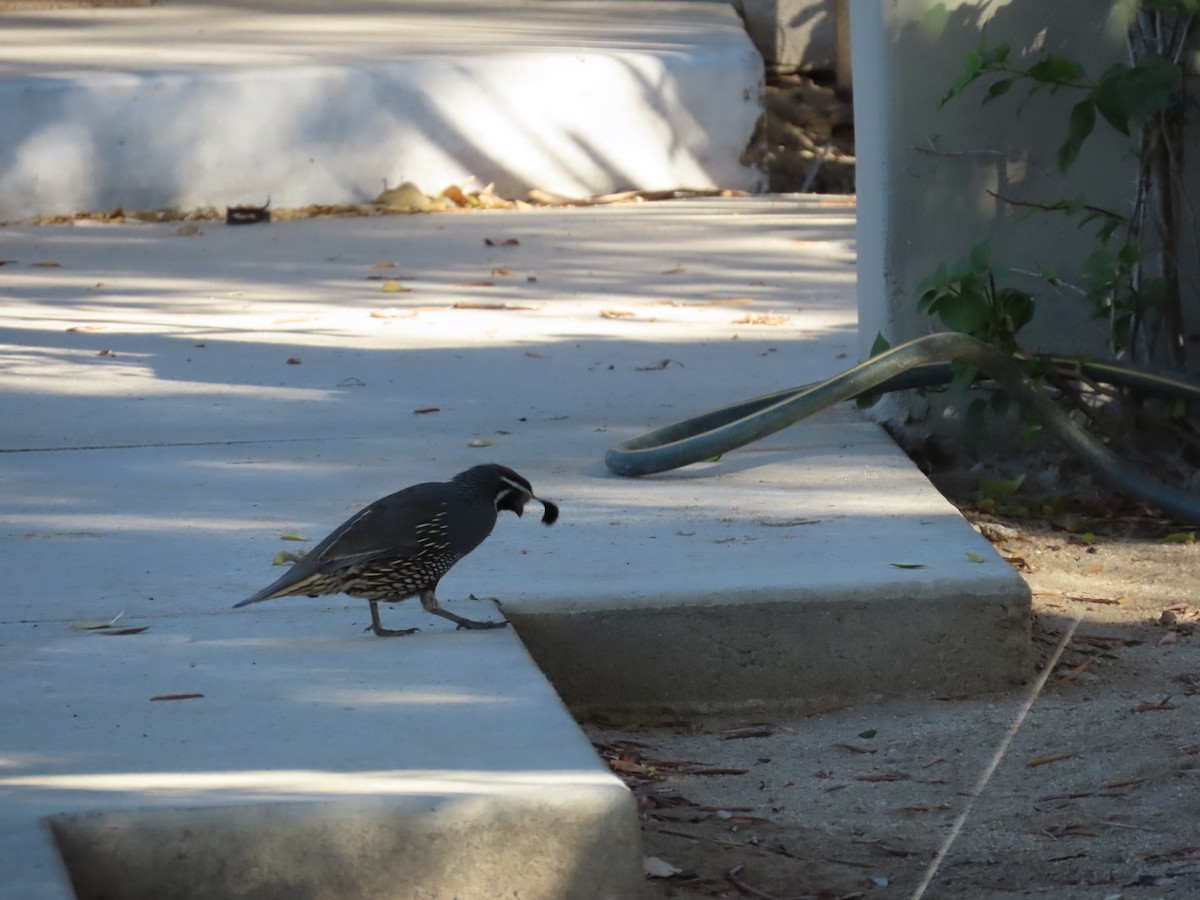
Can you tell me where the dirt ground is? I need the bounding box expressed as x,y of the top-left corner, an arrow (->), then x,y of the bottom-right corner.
761,72 -> 855,195
582,494 -> 1200,900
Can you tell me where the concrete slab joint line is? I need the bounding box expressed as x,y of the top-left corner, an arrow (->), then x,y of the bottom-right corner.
0,199 -> 1031,899
0,0 -> 766,220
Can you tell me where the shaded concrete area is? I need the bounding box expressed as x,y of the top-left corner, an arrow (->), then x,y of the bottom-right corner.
3,618 -> 637,900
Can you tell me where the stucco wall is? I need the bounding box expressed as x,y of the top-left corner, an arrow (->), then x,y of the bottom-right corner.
852,0 -> 1199,369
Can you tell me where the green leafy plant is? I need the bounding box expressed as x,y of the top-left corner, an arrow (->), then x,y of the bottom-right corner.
936,3 -> 1197,368
917,242 -> 1034,355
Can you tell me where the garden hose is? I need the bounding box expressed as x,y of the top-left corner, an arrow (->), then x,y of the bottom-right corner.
605,332 -> 1200,524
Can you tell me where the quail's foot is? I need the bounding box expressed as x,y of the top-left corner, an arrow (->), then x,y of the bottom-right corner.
428,607 -> 508,630
454,618 -> 508,631
366,623 -> 421,637
367,601 -> 421,637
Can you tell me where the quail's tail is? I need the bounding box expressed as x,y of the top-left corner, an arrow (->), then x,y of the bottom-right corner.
232,587 -> 277,609
232,572 -> 297,608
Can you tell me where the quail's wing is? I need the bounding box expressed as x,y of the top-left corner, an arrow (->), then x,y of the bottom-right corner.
311,484 -> 445,573
236,484 -> 445,607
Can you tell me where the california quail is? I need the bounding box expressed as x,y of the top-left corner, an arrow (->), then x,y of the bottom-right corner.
234,464 -> 558,636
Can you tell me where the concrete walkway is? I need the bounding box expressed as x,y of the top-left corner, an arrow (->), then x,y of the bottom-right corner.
0,198 -> 1030,897
0,0 -> 763,219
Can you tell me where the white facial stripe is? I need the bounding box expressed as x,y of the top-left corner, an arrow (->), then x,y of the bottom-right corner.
499,475 -> 533,495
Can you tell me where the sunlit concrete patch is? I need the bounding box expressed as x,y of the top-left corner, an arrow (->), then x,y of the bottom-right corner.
0,199 -> 858,450
0,0 -> 764,219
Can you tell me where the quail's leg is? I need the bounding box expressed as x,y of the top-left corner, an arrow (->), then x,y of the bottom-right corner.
366,600 -> 421,637
419,589 -> 508,631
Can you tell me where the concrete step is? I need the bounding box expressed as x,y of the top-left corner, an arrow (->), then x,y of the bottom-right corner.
0,0 -> 765,220
0,197 -> 1030,898
0,620 -> 638,900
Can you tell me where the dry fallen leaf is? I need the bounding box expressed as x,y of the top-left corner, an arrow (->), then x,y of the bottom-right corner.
98,626 -> 150,636
286,357 -> 302,365
600,309 -> 635,319
468,438 -> 494,448
804,702 -> 847,717
1131,697 -> 1176,713
1065,594 -> 1122,605
732,313 -> 790,326
1054,659 -> 1092,684
413,407 -> 440,415
834,743 -> 877,755
644,856 -> 683,878
683,767 -> 748,776
455,280 -> 495,287
490,267 -> 516,277
1025,753 -> 1077,768
1035,823 -> 1099,838
452,301 -> 540,310
369,260 -> 397,269
612,759 -> 653,777
524,350 -> 545,359
375,181 -> 435,212
1004,555 -> 1034,572
662,264 -> 686,274
720,725 -> 774,740
635,359 -> 682,371
31,261 -> 62,267
370,308 -> 416,319
484,237 -> 519,246
150,693 -> 204,702
381,279 -> 411,293
1160,531 -> 1196,544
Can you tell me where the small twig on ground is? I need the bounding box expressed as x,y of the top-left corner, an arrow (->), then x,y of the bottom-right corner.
725,865 -> 779,900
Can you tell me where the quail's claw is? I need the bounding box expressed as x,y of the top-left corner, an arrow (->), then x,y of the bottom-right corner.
366,622 -> 421,637
454,619 -> 509,631
427,606 -> 508,630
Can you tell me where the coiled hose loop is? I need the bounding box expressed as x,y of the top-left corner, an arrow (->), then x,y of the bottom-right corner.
605,332 -> 1200,525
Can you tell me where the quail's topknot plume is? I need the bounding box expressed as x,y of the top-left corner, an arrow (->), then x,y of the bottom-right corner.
235,464 -> 559,636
